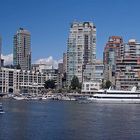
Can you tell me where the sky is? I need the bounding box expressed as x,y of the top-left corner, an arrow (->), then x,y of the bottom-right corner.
0,0 -> 140,66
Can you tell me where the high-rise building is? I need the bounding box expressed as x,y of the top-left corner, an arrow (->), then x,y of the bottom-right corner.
63,53 -> 67,74
116,39 -> 140,90
57,63 -> 63,89
13,28 -> 31,70
67,22 -> 96,86
103,36 -> 123,85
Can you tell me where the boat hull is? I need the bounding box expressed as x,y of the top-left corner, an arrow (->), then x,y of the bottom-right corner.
13,97 -> 25,100
88,98 -> 140,104
0,111 -> 5,114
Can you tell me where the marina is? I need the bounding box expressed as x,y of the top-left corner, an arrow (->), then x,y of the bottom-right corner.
2,86 -> 140,104
10,93 -> 78,101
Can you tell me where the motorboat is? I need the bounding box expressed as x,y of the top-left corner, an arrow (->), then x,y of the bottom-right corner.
13,95 -> 25,100
42,94 -> 54,100
60,95 -> 76,101
88,86 -> 140,103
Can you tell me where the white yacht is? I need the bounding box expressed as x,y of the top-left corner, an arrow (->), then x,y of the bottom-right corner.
88,86 -> 140,103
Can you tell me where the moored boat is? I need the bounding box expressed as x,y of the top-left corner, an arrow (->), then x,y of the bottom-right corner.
42,94 -> 54,100
88,86 -> 140,103
13,96 -> 25,100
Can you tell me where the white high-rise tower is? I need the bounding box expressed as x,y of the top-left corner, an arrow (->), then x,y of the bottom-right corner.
67,22 -> 96,86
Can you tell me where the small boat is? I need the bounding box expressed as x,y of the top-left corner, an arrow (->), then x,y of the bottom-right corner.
0,103 -> 5,114
42,94 -> 54,100
60,95 -> 76,101
60,96 -> 71,100
13,95 -> 25,100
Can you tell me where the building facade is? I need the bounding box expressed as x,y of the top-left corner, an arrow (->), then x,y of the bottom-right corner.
57,63 -> 63,89
0,68 -> 46,94
103,36 -> 123,85
63,53 -> 67,74
32,64 -> 58,86
116,39 -> 140,90
82,81 -> 101,93
94,60 -> 104,82
67,22 -> 96,86
13,28 -> 31,70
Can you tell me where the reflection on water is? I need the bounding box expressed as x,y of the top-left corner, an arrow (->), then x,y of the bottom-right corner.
0,99 -> 140,140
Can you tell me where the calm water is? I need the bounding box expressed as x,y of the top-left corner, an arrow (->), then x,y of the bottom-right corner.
0,99 -> 140,140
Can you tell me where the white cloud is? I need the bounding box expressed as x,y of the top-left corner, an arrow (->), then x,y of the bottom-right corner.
1,54 -> 62,68
1,53 -> 13,65
35,56 -> 62,68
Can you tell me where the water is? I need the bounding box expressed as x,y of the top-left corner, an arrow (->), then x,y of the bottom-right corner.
0,99 -> 140,140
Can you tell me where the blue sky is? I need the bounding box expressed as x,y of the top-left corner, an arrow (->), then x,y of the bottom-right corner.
0,0 -> 140,63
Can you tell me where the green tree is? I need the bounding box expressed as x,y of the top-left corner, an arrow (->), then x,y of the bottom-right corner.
70,76 -> 81,90
44,79 -> 56,89
16,64 -> 21,69
105,80 -> 112,89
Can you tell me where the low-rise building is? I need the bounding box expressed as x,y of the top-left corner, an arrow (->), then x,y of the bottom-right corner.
82,81 -> 101,93
95,60 -> 104,82
32,64 -> 58,86
83,60 -> 104,82
0,67 -> 46,94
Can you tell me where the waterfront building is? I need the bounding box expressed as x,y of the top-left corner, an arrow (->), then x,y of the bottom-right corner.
82,60 -> 104,90
32,64 -> 58,86
44,68 -> 58,86
83,60 -> 104,82
0,67 -> 46,94
94,60 -> 104,82
83,64 -> 95,82
116,39 -> 140,90
67,21 -> 96,86
103,36 -> 123,85
13,28 -> 31,70
81,81 -> 101,93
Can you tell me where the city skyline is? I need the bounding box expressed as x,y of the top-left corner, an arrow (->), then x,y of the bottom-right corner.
0,0 -> 140,66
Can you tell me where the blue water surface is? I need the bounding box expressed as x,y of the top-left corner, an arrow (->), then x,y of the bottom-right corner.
0,99 -> 140,140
